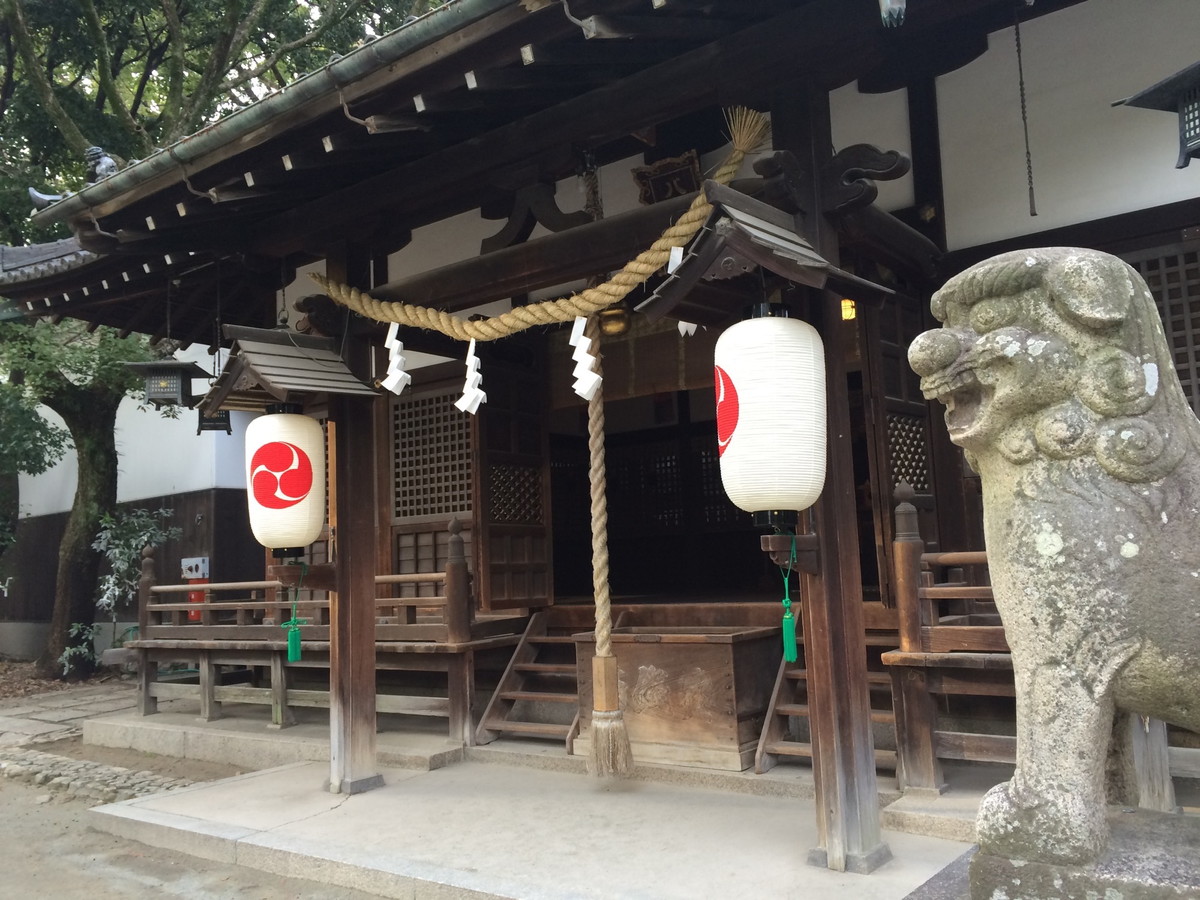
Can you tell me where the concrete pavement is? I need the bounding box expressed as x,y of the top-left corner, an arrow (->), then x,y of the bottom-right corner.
0,679 -> 137,746
92,757 -> 975,900
5,683 -> 986,898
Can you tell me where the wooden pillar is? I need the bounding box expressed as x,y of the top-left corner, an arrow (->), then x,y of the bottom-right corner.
774,82 -> 891,873
326,242 -> 383,794
328,392 -> 383,793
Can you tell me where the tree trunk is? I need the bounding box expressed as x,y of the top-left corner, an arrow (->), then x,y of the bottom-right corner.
35,384 -> 121,678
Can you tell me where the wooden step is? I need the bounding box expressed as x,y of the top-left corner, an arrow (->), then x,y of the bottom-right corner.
528,634 -> 576,645
484,720 -> 572,738
500,690 -> 579,703
514,662 -> 576,674
776,702 -> 809,717
764,741 -> 898,767
765,740 -> 812,758
774,702 -> 893,724
785,668 -> 891,685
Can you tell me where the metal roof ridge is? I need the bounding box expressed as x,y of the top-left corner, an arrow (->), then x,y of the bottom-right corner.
31,0 -> 515,228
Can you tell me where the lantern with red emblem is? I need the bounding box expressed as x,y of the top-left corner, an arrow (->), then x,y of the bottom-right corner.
713,310 -> 826,515
244,406 -> 326,557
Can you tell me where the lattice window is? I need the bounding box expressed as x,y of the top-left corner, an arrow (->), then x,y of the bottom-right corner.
1128,247 -> 1200,416
692,436 -> 749,528
393,390 -> 473,519
888,413 -> 930,493
490,464 -> 543,524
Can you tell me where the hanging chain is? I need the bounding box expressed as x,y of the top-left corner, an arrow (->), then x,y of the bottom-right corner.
1015,10 -> 1038,217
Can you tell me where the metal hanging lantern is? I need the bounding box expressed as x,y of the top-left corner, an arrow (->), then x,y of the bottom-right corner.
244,405 -> 326,557
713,309 -> 827,517
1117,61 -> 1200,168
126,360 -> 209,408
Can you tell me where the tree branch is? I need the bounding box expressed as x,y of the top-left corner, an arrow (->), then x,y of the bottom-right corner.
222,0 -> 370,92
157,0 -> 187,144
1,0 -> 91,157
171,0 -> 246,141
77,0 -> 153,155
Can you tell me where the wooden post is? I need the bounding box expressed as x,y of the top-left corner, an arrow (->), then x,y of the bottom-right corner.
198,654 -> 221,721
444,517 -> 476,746
137,547 -> 158,716
443,518 -> 473,645
269,651 -> 296,729
328,391 -> 383,794
889,483 -> 946,793
775,82 -> 890,873
893,484 -> 925,655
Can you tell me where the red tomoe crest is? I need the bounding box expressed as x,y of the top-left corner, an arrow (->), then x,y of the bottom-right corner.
714,365 -> 739,457
249,441 -> 314,509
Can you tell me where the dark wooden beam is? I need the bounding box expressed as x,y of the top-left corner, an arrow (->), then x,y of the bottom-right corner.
372,190 -> 694,310
248,0 -> 1010,258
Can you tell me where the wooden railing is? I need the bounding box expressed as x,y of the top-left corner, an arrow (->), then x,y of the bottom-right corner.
125,522 -> 523,743
884,489 -> 1192,809
137,563 -> 472,645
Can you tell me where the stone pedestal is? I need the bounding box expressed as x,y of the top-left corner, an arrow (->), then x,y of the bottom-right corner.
969,809 -> 1200,900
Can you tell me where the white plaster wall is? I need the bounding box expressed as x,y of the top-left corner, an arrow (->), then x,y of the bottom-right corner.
18,345 -> 251,518
937,0 -> 1200,250
830,84 -> 914,213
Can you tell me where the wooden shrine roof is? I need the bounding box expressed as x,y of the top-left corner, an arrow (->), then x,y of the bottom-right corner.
0,0 -> 1090,344
199,325 -> 378,414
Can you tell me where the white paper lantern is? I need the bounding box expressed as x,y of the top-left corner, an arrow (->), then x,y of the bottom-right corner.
245,412 -> 326,553
714,315 -> 827,513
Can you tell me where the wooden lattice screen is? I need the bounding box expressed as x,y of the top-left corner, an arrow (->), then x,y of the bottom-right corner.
390,387 -> 474,594
887,412 -> 931,494
876,297 -> 933,494
392,388 -> 473,521
1126,243 -> 1200,416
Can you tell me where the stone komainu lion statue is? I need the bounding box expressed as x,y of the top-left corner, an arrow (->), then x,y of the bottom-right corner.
908,247 -> 1200,864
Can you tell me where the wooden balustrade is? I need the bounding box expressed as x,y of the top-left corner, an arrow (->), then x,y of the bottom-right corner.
883,487 -> 1191,807
126,523 -> 519,742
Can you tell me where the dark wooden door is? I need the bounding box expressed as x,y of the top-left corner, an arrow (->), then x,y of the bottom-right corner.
472,339 -> 552,611
859,292 -> 938,605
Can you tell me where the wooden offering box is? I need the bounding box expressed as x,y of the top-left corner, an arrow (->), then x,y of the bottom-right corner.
574,625 -> 781,771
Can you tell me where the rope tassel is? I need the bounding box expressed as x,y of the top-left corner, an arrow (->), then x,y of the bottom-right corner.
583,311 -> 632,778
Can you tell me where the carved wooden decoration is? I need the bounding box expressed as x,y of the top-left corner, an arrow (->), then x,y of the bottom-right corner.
631,150 -> 701,205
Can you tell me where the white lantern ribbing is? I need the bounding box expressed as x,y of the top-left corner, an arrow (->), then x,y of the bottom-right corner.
245,410 -> 326,555
714,314 -> 827,513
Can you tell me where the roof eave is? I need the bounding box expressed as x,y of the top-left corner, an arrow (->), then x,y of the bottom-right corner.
31,0 -> 516,229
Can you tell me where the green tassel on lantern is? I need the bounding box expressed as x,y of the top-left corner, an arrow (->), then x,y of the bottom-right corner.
781,598 -> 798,663
281,601 -> 306,662
279,563 -> 308,663
779,533 -> 799,663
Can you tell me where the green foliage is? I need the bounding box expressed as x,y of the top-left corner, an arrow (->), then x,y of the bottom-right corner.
0,1 -> 434,245
59,621 -> 98,677
0,381 -> 67,477
92,506 -> 181,615
0,319 -> 153,402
